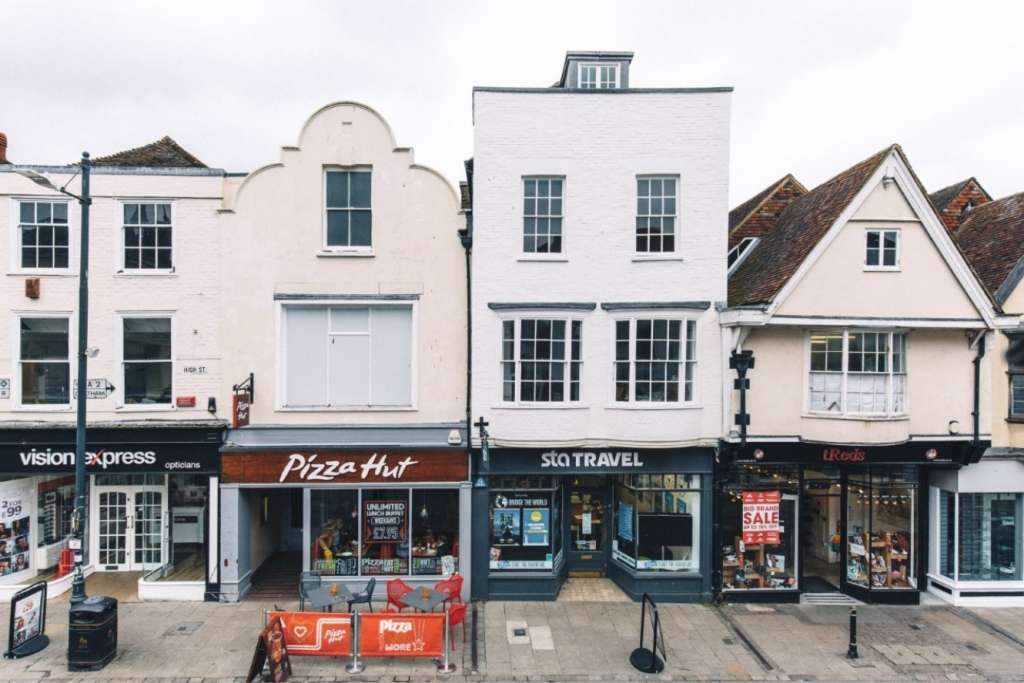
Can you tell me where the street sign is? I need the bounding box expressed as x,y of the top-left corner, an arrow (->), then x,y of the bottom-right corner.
0,378 -> 9,400
72,379 -> 116,399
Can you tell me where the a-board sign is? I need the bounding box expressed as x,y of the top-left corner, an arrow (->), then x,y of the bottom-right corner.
4,581 -> 48,658
358,613 -> 445,658
267,611 -> 351,657
247,616 -> 292,683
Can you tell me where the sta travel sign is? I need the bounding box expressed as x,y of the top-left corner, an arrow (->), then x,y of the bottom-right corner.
480,447 -> 713,474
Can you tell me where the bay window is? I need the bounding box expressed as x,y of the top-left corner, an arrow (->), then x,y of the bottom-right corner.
614,318 -> 697,403
501,318 -> 582,403
282,304 -> 413,408
808,330 -> 907,416
1010,335 -> 1023,419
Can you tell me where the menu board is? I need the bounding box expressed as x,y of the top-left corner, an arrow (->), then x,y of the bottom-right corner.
0,480 -> 34,581
363,500 -> 407,543
5,581 -> 48,658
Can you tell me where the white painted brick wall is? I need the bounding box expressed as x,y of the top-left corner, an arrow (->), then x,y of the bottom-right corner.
0,170 -> 224,423
471,89 -> 731,446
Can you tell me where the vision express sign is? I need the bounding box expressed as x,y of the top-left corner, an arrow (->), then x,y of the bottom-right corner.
479,447 -> 713,474
0,443 -> 219,473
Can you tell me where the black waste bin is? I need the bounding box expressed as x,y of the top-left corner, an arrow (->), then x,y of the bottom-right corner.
67,596 -> 117,671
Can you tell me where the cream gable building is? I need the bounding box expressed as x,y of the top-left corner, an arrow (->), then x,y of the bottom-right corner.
719,145 -> 1014,605
215,103 -> 469,602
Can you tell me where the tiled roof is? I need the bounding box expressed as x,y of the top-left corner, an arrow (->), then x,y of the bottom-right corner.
955,191 -> 1024,303
729,180 -> 780,232
728,146 -> 894,307
928,178 -> 993,234
93,136 -> 207,168
930,179 -> 973,212
728,174 -> 807,249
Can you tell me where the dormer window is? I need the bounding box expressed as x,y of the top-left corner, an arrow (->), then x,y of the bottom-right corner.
579,63 -> 620,89
727,237 -> 759,274
959,199 -> 975,221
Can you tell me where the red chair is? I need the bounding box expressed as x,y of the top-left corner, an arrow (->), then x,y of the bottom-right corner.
445,573 -> 464,604
386,577 -> 413,612
447,603 -> 467,650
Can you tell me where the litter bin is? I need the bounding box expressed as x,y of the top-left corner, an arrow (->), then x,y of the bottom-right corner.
67,596 -> 117,671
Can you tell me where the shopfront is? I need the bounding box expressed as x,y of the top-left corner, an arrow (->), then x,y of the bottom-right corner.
716,440 -> 981,604
218,425 -> 470,602
472,447 -> 714,602
0,424 -> 222,601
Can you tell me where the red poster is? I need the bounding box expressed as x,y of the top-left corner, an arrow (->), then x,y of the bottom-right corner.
268,612 -> 352,657
741,491 -> 781,544
358,613 -> 445,658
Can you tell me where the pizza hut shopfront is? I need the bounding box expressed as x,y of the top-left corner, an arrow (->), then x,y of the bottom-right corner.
218,425 -> 470,602
715,440 -> 981,604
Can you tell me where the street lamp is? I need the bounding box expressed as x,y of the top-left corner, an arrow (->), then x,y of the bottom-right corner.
16,153 -> 92,605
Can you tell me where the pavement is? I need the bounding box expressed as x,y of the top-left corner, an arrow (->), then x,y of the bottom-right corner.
2,592 -> 1024,681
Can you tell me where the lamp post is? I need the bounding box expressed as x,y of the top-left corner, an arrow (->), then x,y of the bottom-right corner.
17,153 -> 92,604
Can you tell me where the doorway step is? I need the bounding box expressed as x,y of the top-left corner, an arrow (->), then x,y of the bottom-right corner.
557,578 -> 630,602
800,591 -> 861,606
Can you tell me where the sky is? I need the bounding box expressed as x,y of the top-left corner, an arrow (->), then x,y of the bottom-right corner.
3,1 -> 1023,205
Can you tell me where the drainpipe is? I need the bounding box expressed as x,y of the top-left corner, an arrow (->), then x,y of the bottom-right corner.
971,332 -> 986,459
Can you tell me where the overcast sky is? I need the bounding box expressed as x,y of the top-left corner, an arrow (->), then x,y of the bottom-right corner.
4,1 -> 1022,204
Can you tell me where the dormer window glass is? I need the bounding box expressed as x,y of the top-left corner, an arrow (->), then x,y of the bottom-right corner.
325,169 -> 372,250
727,237 -> 759,274
578,63 -> 619,89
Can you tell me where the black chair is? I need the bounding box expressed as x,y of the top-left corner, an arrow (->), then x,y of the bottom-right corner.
347,577 -> 376,612
299,571 -> 322,611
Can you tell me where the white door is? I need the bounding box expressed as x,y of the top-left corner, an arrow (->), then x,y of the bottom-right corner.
92,485 -> 167,571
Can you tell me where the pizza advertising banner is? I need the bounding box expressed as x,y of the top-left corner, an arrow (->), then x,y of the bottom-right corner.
358,613 -> 445,658
268,612 -> 351,657
741,491 -> 781,544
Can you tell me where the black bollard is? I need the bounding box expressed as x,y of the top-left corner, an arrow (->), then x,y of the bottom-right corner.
847,606 -> 859,659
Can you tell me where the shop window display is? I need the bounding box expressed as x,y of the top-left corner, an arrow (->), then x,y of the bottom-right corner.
958,493 -> 1021,582
38,476 -> 75,548
411,490 -> 459,576
361,489 -> 409,576
614,474 -> 700,572
847,469 -> 916,590
490,485 -> 560,571
938,490 -> 955,579
311,490 -> 360,576
720,466 -> 799,590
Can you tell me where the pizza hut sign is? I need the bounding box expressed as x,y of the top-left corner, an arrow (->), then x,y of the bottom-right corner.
741,491 -> 781,544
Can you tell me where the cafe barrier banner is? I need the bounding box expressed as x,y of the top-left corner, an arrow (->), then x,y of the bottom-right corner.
741,490 -> 781,544
358,613 -> 445,658
268,612 -> 351,657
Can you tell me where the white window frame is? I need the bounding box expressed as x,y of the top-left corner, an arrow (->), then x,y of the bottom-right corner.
805,329 -> 908,418
611,316 -> 699,407
635,175 -> 679,255
276,300 -> 418,411
116,312 -> 175,411
522,176 -> 565,256
12,311 -> 74,411
577,62 -> 620,89
1010,335 -> 1024,420
10,197 -> 74,275
727,237 -> 759,275
498,315 -> 584,407
864,228 -> 900,271
322,166 -> 373,255
117,199 -> 176,274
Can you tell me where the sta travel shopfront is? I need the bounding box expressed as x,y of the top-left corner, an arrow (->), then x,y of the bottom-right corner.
218,425 -> 471,602
0,424 -> 222,601
715,440 -> 982,604
471,447 -> 714,602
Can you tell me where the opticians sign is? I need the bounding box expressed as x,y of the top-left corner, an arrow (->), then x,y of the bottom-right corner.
741,491 -> 780,544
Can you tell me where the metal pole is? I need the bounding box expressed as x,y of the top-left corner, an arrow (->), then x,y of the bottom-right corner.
70,152 -> 91,606
345,612 -> 363,674
438,609 -> 456,673
847,606 -> 858,659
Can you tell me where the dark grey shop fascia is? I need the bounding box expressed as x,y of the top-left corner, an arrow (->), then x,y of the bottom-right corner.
473,446 -> 715,475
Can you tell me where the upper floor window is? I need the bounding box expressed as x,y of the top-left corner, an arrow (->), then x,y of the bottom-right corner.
727,237 -> 759,273
808,330 -> 906,416
18,200 -> 69,270
18,316 -> 70,406
578,63 -> 619,89
121,316 -> 173,406
282,305 -> 411,408
523,177 -> 563,254
501,318 -> 582,403
325,170 -> 372,250
615,318 -> 697,403
122,202 -> 173,270
636,176 -> 677,253
1010,335 -> 1024,419
865,229 -> 899,269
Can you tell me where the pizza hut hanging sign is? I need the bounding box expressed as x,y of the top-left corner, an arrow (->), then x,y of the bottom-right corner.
742,491 -> 781,544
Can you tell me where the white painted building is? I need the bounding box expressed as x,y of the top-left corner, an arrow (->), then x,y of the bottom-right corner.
468,52 -> 732,601
0,134 -> 225,600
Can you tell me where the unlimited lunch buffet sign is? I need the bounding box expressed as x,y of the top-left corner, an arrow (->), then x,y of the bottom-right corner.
220,450 -> 468,484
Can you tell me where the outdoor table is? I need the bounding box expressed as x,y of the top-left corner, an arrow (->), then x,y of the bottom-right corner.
398,586 -> 448,612
306,584 -> 352,612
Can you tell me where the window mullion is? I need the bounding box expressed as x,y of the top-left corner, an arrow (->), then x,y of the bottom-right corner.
886,332 -> 894,416
841,331 -> 849,415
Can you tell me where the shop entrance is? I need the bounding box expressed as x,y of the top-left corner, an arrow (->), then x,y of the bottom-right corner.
91,476 -> 167,572
801,469 -> 842,592
566,476 -> 609,576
